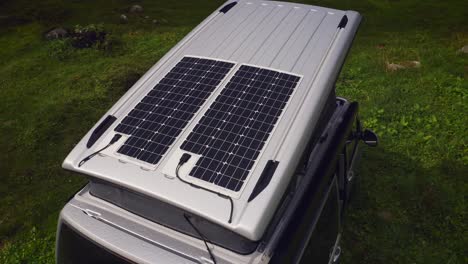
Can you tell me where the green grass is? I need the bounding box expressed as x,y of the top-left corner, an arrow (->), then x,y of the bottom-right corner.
0,0 -> 466,263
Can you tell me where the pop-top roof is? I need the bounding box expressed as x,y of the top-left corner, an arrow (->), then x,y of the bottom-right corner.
63,0 -> 361,241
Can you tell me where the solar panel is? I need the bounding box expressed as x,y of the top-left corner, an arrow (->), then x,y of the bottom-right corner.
180,65 -> 300,191
114,57 -> 235,165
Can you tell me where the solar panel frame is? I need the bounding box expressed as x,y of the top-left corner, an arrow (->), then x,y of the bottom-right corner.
178,63 -> 302,194
111,56 -> 237,168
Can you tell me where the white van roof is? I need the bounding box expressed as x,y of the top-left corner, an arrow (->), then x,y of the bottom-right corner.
63,0 -> 361,241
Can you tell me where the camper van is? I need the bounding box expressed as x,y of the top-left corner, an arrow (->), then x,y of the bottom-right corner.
56,1 -> 377,263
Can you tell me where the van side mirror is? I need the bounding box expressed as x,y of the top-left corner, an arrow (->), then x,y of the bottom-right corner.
361,129 -> 378,147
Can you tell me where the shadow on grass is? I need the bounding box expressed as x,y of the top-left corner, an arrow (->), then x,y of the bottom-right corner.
343,147 -> 466,264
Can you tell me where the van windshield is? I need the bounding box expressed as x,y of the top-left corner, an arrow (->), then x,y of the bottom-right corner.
89,181 -> 258,255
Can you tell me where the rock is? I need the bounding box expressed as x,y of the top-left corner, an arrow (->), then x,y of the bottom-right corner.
45,27 -> 68,40
386,63 -> 405,71
386,61 -> 421,71
152,19 -> 159,24
120,14 -> 128,23
144,16 -> 149,19
457,45 -> 468,54
129,4 -> 143,13
402,60 -> 421,68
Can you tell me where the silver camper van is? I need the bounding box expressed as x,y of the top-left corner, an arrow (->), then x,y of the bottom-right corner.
56,1 -> 377,263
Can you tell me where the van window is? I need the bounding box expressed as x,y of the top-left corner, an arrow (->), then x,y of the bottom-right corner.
270,175 -> 340,264
300,179 -> 340,264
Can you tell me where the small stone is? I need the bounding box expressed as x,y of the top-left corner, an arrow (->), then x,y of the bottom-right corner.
386,61 -> 421,71
457,45 -> 468,54
129,4 -> 143,13
412,61 -> 421,68
152,19 -> 159,24
144,16 -> 149,19
402,60 -> 421,68
120,14 -> 128,23
386,63 -> 405,71
45,27 -> 68,40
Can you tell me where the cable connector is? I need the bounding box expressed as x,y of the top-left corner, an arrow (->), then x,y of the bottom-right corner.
109,134 -> 122,144
179,153 -> 192,165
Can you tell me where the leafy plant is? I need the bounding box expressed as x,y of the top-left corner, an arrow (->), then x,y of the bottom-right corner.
70,23 -> 107,49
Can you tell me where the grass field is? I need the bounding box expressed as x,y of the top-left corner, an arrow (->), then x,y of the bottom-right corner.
0,0 -> 466,263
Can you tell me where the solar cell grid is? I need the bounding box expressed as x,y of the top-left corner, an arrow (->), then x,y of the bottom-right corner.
114,57 -> 234,165
181,65 -> 300,191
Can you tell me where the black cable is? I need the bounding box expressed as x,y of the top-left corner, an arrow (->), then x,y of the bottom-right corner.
175,154 -> 237,264
175,158 -> 234,223
183,214 -> 217,264
78,134 -> 122,167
